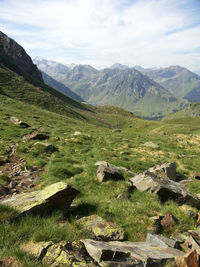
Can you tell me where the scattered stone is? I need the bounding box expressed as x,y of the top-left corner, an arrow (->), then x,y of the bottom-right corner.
120,151 -> 131,155
95,161 -> 135,177
116,193 -> 128,200
129,172 -> 200,208
82,239 -> 184,266
143,141 -> 159,149
97,164 -> 124,183
161,212 -> 179,232
148,162 -> 176,180
113,129 -> 121,133
20,241 -> 53,260
0,182 -> 79,215
23,131 -> 49,142
33,142 -> 56,153
10,117 -> 30,128
146,233 -> 179,249
77,215 -> 125,241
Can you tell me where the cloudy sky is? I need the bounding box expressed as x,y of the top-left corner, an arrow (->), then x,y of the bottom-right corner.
0,0 -> 200,71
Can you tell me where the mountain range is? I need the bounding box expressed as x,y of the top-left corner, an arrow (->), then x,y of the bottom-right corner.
34,58 -> 188,118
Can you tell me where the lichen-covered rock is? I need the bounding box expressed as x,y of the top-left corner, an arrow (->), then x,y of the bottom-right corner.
176,250 -> 199,267
10,116 -> 30,127
97,165 -> 124,183
43,241 -> 95,266
129,172 -> 200,208
95,161 -> 135,176
148,162 -> 176,180
20,241 -> 53,260
82,239 -> 185,266
77,215 -> 125,241
0,182 -> 79,215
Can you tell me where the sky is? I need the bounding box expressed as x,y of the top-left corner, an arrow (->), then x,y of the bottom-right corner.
0,0 -> 200,71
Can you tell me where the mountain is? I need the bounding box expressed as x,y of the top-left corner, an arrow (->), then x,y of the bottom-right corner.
41,71 -> 83,102
0,31 -> 90,119
0,31 -> 43,82
135,65 -> 200,102
35,58 -> 187,118
110,63 -> 129,70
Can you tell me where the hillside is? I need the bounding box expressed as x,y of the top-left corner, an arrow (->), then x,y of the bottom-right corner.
41,71 -> 83,102
135,65 -> 200,101
35,58 -> 187,118
0,31 -> 43,82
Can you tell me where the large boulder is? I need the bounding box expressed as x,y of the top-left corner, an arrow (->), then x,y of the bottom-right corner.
129,172 -> 200,208
10,116 -> 30,127
0,182 -> 79,215
77,215 -> 125,241
146,233 -> 179,249
82,239 -> 185,266
148,162 -> 176,180
23,131 -> 49,142
96,164 -> 124,183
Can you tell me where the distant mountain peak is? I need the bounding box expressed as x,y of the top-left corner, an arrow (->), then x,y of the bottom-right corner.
110,63 -> 129,70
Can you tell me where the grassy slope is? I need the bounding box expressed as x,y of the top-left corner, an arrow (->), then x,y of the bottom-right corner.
1,92 -> 200,265
0,66 -> 90,118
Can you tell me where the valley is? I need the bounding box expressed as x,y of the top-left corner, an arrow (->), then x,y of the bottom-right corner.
1,30 -> 200,266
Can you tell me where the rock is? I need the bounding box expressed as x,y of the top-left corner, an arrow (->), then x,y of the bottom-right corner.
97,165 -> 124,183
10,117 -> 30,128
176,250 -> 199,267
129,171 -> 200,208
77,215 -> 125,241
161,212 -> 179,232
171,232 -> 190,244
43,240 -> 95,266
146,233 -> 179,249
74,131 -> 82,136
113,129 -> 121,133
143,142 -> 159,149
20,241 -> 53,260
116,193 -> 128,200
23,131 -> 49,141
82,239 -> 184,266
148,162 -> 176,180
0,182 -> 79,215
33,142 -> 56,153
95,161 -> 135,176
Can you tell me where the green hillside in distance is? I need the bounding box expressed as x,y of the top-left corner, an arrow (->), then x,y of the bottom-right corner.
41,71 -> 84,102
35,58 -> 187,119
135,65 -> 200,102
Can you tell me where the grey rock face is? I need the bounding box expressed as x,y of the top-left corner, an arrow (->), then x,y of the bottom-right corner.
148,162 -> 176,180
10,116 -> 30,128
129,172 -> 200,208
97,164 -> 124,182
0,31 -> 43,82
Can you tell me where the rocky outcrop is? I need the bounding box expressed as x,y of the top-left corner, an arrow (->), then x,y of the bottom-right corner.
77,215 -> 125,241
129,171 -> 200,208
0,31 -> 43,82
23,131 -> 49,142
20,240 -> 96,266
82,239 -> 185,266
148,162 -> 176,180
96,163 -> 124,182
95,161 -> 135,176
0,182 -> 79,215
10,117 -> 30,128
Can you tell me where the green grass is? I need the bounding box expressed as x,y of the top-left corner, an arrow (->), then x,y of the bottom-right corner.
1,85 -> 200,265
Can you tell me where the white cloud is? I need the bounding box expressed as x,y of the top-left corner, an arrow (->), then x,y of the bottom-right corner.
0,0 -> 200,70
